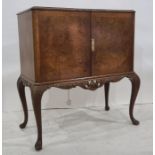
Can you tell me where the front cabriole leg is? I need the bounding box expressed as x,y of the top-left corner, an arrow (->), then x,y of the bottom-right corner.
30,85 -> 46,151
127,72 -> 140,125
17,76 -> 28,129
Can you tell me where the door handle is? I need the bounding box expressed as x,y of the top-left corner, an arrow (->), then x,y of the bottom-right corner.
91,38 -> 95,52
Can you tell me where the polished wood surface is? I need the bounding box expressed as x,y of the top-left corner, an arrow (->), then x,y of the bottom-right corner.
17,6 -> 135,15
92,12 -> 134,76
18,11 -> 35,81
34,10 -> 91,82
17,7 -> 140,151
18,8 -> 135,83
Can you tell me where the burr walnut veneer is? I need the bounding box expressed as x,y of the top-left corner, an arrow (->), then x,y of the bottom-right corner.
17,7 -> 140,151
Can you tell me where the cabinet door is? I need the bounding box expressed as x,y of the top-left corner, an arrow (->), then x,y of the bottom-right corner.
35,10 -> 91,82
91,12 -> 134,76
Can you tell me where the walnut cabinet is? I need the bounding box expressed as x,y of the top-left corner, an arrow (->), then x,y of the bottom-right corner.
17,7 -> 140,150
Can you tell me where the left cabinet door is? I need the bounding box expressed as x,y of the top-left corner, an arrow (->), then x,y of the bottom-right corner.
33,10 -> 91,82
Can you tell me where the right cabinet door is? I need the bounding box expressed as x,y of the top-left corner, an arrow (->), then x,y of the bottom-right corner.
91,11 -> 134,76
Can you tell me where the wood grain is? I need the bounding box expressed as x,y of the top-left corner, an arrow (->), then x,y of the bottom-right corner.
91,12 -> 134,76
18,11 -> 35,81
33,10 -> 91,82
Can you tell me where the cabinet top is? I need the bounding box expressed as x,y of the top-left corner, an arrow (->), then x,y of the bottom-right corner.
17,6 -> 135,15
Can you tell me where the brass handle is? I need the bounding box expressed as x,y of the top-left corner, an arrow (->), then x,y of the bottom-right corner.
91,38 -> 95,52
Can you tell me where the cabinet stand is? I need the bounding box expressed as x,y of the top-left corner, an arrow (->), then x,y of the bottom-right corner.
17,72 -> 140,150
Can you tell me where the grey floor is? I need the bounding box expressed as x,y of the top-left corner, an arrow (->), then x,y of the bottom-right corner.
3,104 -> 152,155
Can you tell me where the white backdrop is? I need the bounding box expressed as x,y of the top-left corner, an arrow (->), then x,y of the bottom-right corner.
2,0 -> 153,112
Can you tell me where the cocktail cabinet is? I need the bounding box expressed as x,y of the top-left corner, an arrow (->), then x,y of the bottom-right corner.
17,7 -> 140,150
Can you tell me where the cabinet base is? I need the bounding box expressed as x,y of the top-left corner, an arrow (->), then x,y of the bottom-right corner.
17,72 -> 140,150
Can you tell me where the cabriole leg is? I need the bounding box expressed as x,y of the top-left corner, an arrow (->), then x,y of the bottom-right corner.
104,82 -> 110,111
128,73 -> 140,125
17,76 -> 28,129
30,86 -> 45,151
